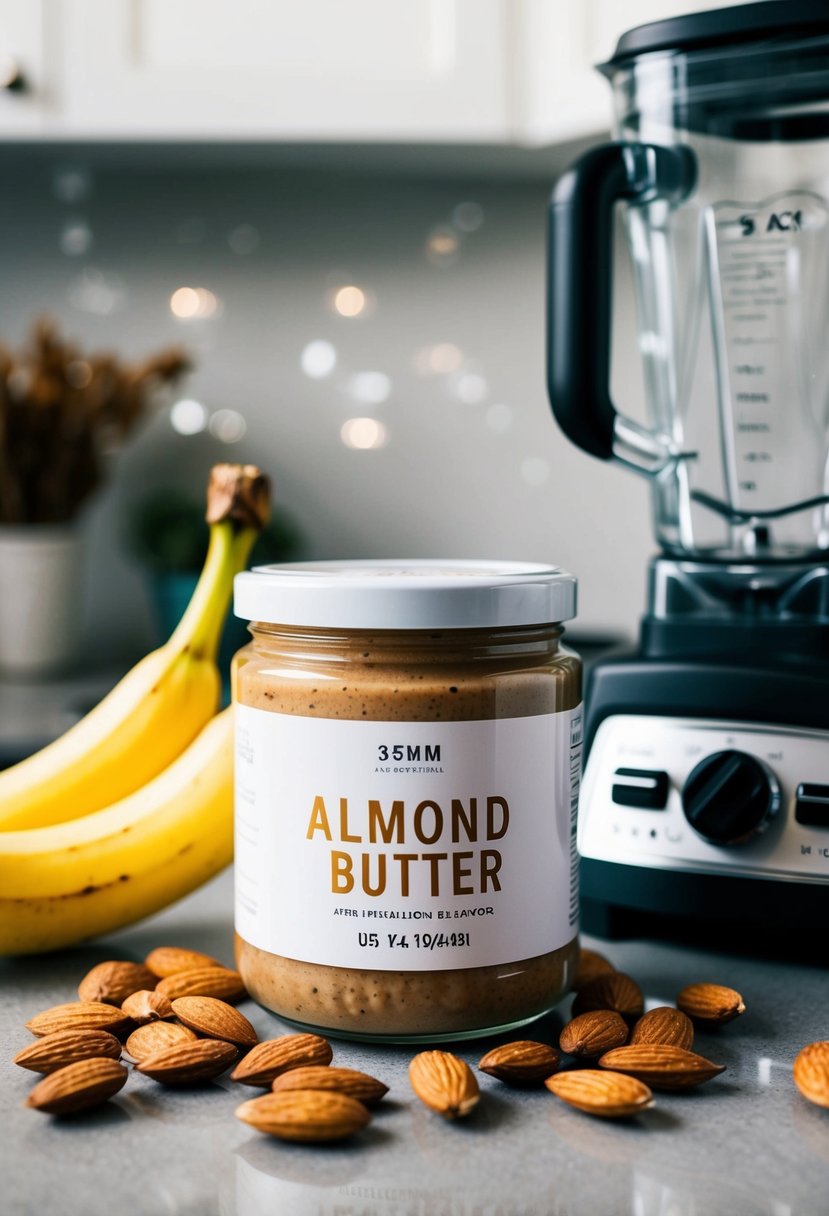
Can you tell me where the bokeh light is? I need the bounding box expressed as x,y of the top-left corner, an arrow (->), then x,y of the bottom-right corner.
331,285 -> 368,318
170,398 -> 209,435
340,417 -> 388,450
209,409 -> 247,443
300,340 -> 337,379
169,287 -> 220,320
348,371 -> 391,405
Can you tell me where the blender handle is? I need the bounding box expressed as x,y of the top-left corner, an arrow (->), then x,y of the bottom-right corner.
548,141 -> 695,467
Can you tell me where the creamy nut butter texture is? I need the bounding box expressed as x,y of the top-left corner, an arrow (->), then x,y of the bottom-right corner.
232,561 -> 581,1042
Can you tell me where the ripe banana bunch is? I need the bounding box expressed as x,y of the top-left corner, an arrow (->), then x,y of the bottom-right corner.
0,463 -> 269,955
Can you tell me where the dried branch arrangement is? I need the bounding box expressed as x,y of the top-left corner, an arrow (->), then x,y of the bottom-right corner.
0,319 -> 190,524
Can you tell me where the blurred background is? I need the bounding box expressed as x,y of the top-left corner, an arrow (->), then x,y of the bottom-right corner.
0,0 -> 735,754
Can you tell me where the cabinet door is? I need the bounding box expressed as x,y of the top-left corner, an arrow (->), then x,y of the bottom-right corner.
61,0 -> 510,141
0,1 -> 52,135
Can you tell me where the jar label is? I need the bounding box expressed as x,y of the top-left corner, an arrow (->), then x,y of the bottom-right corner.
234,705 -> 582,971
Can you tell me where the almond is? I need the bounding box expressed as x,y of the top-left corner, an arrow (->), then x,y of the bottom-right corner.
272,1066 -> 388,1105
572,973 -> 644,1022
144,945 -> 222,978
121,990 -> 174,1025
478,1041 -> 560,1085
630,1007 -> 694,1050
560,1010 -> 628,1059
136,1039 -> 238,1084
571,948 -> 615,992
26,1002 -> 131,1038
677,982 -> 745,1025
409,1050 -> 479,1119
236,1090 -> 370,1142
599,1044 -> 725,1089
230,1033 -> 334,1087
25,1057 -> 128,1115
156,967 -> 247,1003
14,1029 -> 122,1074
793,1041 -> 829,1108
171,996 -> 258,1048
125,1020 -> 198,1062
545,1069 -> 653,1118
77,960 -> 157,1005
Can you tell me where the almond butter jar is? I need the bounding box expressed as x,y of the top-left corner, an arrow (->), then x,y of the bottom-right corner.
232,560 -> 581,1043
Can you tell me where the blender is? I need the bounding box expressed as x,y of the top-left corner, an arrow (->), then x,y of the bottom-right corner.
548,1 -> 829,938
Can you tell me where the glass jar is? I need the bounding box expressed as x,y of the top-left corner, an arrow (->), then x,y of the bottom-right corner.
232,560 -> 581,1042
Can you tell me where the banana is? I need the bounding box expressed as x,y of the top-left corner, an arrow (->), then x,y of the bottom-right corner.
0,464 -> 268,832
0,708 -> 234,955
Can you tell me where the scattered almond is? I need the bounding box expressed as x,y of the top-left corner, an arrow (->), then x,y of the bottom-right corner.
571,948 -> 615,992
677,983 -> 745,1025
14,1029 -> 122,1074
409,1050 -> 479,1119
144,946 -> 222,978
272,1065 -> 388,1105
630,1007 -> 694,1050
560,1010 -> 628,1059
125,1020 -> 198,1062
171,996 -> 258,1049
545,1069 -> 653,1118
477,1041 -> 560,1085
599,1044 -> 726,1089
572,973 -> 644,1022
25,1057 -> 128,1115
230,1033 -> 333,1087
77,960 -> 157,1005
136,1039 -> 238,1084
26,1002 -> 131,1038
121,990 -> 174,1025
793,1041 -> 829,1109
236,1090 -> 370,1142
156,967 -> 247,1003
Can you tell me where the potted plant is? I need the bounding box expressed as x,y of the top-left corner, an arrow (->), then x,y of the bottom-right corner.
0,320 -> 189,676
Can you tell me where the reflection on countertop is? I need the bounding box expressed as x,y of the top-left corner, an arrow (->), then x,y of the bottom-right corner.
2,869 -> 827,1216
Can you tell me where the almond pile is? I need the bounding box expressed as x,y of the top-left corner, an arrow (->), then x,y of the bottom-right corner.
14,945 -> 387,1141
14,941 -> 825,1138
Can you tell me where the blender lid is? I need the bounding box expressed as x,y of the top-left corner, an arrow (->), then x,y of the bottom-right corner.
604,0 -> 829,70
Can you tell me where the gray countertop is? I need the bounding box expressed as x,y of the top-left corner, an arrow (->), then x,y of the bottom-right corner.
2,869 -> 827,1216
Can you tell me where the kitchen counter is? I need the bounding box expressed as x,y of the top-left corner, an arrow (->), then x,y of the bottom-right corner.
2,869 -> 827,1216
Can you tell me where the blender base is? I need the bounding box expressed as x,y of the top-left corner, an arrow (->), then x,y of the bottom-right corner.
579,558 -> 829,944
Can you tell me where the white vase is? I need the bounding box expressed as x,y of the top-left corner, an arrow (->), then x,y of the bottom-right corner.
0,526 -> 85,676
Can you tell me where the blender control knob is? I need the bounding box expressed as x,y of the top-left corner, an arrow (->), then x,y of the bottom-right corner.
681,750 -> 780,846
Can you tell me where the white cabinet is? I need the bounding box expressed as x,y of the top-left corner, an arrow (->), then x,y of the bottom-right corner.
59,0 -> 512,141
0,0 -> 757,148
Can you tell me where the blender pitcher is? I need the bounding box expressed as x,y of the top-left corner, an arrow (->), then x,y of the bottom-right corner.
549,0 -> 829,561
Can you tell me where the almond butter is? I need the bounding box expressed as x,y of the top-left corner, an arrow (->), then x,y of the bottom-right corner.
236,1090 -> 371,1142
409,1050 -> 479,1119
560,1010 -> 628,1059
630,1007 -> 694,1050
793,1041 -> 829,1108
14,1029 -> 122,1074
121,990 -> 174,1025
677,983 -> 745,1025
25,1057 -> 128,1115
77,960 -> 157,1005
545,1069 -> 653,1118
26,1002 -> 131,1038
124,1020 -> 198,1062
156,967 -> 247,1003
171,996 -> 258,1048
477,1041 -> 560,1085
571,948 -> 615,992
136,1039 -> 238,1084
572,973 -> 644,1022
599,1044 -> 726,1089
272,1066 -> 388,1105
230,1033 -> 333,1087
144,945 -> 222,978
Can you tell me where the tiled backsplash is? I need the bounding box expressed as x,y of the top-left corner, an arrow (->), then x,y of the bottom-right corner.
0,153 -> 652,658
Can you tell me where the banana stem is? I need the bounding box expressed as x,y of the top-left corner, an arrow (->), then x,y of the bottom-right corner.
169,522 -> 257,661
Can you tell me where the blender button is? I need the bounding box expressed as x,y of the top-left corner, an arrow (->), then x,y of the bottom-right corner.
612,768 -> 670,809
795,783 -> 829,828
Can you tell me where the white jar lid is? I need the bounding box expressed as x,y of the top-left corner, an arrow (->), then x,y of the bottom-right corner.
234,559 -> 577,629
